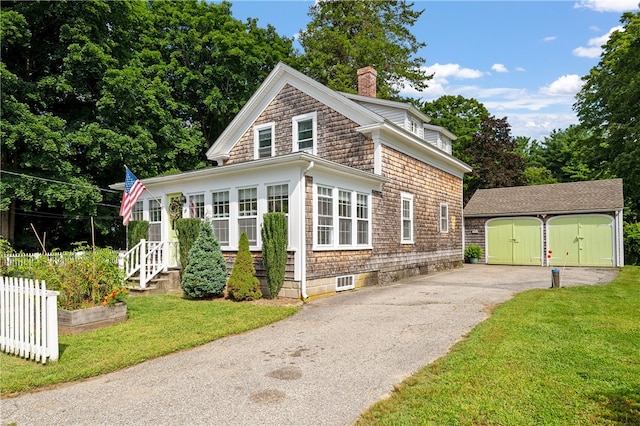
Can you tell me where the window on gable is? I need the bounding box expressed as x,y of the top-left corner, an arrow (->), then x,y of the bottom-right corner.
188,193 -> 205,219
212,190 -> 229,245
440,203 -> 449,233
254,123 -> 274,159
293,112 -> 317,154
401,193 -> 414,243
238,187 -> 258,245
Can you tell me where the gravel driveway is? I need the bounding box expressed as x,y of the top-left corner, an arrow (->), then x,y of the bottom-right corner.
1,265 -> 618,426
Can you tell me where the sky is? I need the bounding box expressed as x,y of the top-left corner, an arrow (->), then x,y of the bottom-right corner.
227,0 -> 638,141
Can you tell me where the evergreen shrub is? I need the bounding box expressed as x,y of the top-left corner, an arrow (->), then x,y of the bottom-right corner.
181,221 -> 227,298
176,218 -> 201,268
262,213 -> 288,298
624,222 -> 640,265
227,232 -> 262,301
127,221 -> 149,249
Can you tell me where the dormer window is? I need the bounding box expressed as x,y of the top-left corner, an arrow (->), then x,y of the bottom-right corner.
254,122 -> 275,159
293,112 -> 317,154
410,118 -> 420,136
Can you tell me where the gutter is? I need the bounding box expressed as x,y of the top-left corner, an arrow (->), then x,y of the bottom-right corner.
300,160 -> 314,301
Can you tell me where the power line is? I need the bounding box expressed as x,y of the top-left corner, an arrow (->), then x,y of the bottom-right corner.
1,170 -> 120,194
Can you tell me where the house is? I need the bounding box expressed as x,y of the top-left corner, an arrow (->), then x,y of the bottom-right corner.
112,63 -> 471,298
463,179 -> 624,267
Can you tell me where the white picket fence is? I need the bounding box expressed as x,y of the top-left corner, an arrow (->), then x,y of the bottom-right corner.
0,276 -> 59,364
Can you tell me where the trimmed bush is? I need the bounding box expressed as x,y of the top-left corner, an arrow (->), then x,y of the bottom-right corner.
176,218 -> 201,268
181,221 -> 227,298
127,221 -> 149,249
262,212 -> 288,298
227,232 -> 262,301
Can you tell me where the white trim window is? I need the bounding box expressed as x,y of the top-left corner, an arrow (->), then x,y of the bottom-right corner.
440,202 -> 449,233
188,193 -> 205,219
401,193 -> 414,244
149,199 -> 162,241
315,185 -> 371,249
238,187 -> 258,246
211,190 -> 230,246
356,193 -> 369,245
292,112 -> 317,154
267,183 -> 289,214
254,122 -> 275,159
131,200 -> 143,222
317,186 -> 333,245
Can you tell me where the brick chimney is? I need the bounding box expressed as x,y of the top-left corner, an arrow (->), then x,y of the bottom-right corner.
357,66 -> 377,98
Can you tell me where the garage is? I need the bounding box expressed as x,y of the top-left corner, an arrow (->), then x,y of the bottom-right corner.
486,218 -> 542,265
547,215 -> 614,267
463,179 -> 624,267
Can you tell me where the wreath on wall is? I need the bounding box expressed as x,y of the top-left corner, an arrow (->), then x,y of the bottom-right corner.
169,197 -> 183,221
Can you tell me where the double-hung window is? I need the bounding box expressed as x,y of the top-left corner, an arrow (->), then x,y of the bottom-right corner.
238,187 -> 258,245
255,123 -> 274,159
317,186 -> 333,245
293,112 -> 317,154
338,190 -> 352,245
149,199 -> 162,241
356,193 -> 369,245
131,201 -> 143,222
401,193 -> 414,244
211,191 -> 229,245
188,194 -> 205,219
267,184 -> 289,214
440,203 -> 449,233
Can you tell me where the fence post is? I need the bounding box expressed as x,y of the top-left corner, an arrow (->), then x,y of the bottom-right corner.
46,290 -> 59,362
139,239 -> 146,289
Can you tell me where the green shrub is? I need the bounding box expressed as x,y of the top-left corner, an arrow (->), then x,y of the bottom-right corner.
624,222 -> 640,265
176,218 -> 201,268
464,243 -> 483,260
181,221 -> 227,298
127,221 -> 149,249
261,212 -> 288,299
10,246 -> 126,310
227,232 -> 262,301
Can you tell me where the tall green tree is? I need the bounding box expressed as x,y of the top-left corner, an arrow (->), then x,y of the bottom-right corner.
464,116 -> 526,203
297,0 -> 429,99
575,9 -> 640,217
420,95 -> 489,161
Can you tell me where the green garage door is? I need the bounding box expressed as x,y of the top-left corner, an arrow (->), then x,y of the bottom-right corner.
547,215 -> 613,267
487,218 -> 542,265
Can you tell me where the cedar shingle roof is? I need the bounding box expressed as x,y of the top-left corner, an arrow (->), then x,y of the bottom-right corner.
464,179 -> 624,217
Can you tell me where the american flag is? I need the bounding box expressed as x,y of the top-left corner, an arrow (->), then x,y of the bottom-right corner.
119,167 -> 146,226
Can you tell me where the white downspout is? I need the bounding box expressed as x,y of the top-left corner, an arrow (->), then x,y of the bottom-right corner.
300,161 -> 314,300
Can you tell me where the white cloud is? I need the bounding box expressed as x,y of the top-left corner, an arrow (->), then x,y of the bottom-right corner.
491,63 -> 508,73
423,63 -> 485,81
515,67 -> 526,72
573,25 -> 624,58
543,36 -> 558,42
574,0 -> 639,12
540,74 -> 584,96
508,113 -> 579,140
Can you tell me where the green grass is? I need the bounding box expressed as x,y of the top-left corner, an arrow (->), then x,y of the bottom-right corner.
358,266 -> 640,425
0,295 -> 299,395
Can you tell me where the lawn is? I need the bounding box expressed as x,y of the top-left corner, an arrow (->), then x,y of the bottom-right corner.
0,295 -> 299,395
357,266 -> 640,425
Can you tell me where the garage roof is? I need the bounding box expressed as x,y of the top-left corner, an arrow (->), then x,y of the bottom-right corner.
464,179 -> 624,217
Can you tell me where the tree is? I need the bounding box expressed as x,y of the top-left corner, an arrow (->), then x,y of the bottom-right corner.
575,10 -> 640,217
421,95 -> 489,161
464,115 -> 526,203
261,213 -> 288,299
226,232 -> 261,301
297,0 -> 429,99
181,221 -> 227,299
537,126 -> 594,183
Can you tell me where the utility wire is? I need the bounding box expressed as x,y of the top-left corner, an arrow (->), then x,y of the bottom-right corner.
0,170 -> 120,194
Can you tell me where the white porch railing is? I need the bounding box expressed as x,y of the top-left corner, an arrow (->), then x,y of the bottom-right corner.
0,276 -> 59,364
122,240 -> 179,288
